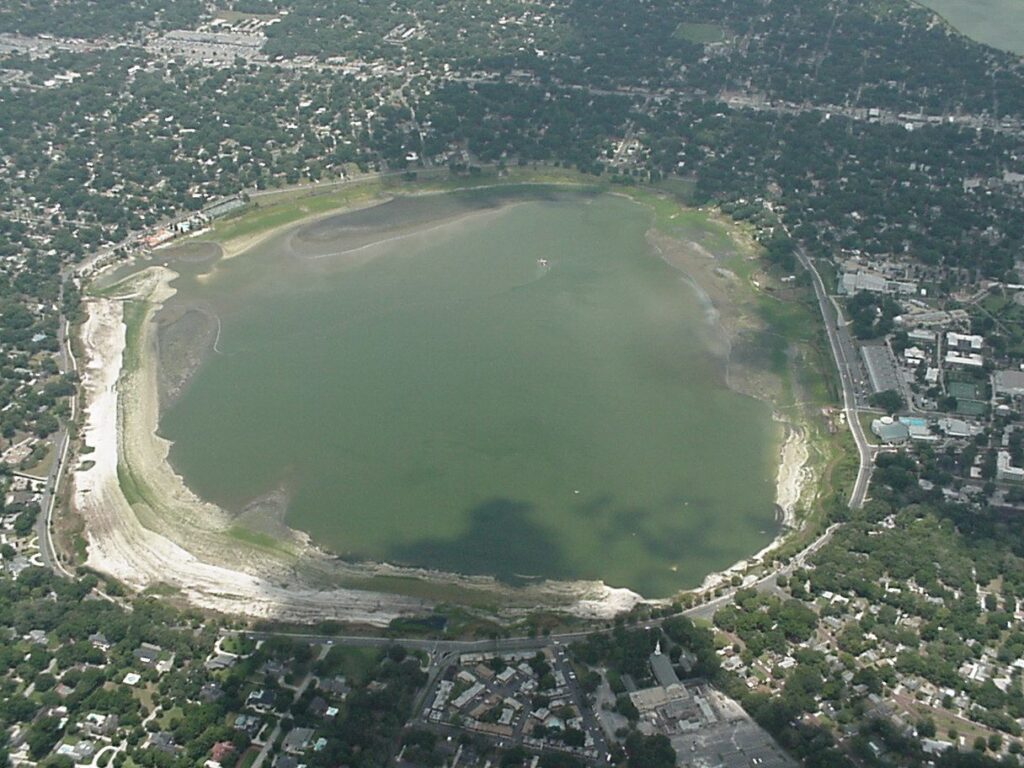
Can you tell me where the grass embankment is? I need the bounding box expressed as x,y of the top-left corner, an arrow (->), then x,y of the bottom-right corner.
206,165 -> 596,251
116,299 -> 152,510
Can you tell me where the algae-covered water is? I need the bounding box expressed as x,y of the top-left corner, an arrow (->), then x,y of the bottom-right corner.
158,188 -> 779,596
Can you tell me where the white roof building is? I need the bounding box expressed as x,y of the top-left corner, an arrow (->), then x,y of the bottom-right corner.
839,271 -> 917,296
945,351 -> 984,368
946,332 -> 983,351
904,346 -> 926,362
997,451 -> 1024,483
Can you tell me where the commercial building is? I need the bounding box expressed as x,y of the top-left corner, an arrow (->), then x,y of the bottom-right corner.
946,332 -> 984,352
839,271 -> 918,296
861,345 -> 901,393
997,451 -> 1024,483
872,417 -> 910,444
945,351 -> 984,368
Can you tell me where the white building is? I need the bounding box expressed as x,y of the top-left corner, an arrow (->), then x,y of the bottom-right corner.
946,332 -> 983,352
839,270 -> 917,296
945,351 -> 984,368
997,451 -> 1024,483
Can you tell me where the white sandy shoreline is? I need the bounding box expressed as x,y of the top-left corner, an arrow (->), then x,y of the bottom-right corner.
71,194 -> 814,623
72,263 -> 649,622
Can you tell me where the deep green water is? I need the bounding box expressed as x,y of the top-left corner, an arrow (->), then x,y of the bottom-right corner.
158,190 -> 779,596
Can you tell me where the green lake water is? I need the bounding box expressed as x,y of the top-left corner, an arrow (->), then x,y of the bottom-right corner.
158,189 -> 779,597
913,0 -> 1024,54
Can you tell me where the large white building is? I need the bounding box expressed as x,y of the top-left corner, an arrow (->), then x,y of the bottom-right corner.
946,332 -> 984,352
997,451 -> 1024,483
839,270 -> 917,296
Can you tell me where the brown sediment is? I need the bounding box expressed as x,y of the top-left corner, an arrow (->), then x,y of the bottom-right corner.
155,305 -> 219,408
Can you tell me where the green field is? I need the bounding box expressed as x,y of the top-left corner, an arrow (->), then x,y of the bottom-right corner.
674,22 -> 727,43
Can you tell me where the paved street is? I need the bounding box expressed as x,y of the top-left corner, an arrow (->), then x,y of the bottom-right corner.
795,245 -> 876,509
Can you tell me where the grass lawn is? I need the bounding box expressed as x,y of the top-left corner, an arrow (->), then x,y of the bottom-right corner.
208,165 -> 600,249
674,22 -> 727,43
316,646 -> 381,685
22,442 -> 56,477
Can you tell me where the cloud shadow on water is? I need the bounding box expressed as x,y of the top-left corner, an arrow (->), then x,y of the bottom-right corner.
387,498 -> 570,586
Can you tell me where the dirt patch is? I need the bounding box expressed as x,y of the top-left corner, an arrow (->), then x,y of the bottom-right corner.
156,305 -> 218,407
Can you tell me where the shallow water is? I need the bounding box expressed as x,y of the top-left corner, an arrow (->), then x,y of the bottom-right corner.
158,189 -> 780,596
913,0 -> 1024,55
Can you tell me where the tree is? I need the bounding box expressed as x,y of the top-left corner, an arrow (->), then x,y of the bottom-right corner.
624,732 -> 675,768
869,389 -> 905,414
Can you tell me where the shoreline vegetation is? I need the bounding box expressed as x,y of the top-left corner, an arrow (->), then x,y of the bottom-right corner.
72,170 -> 827,624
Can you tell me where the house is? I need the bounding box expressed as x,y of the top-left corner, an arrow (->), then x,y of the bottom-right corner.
205,653 -> 237,671
308,697 -> 329,718
199,682 -> 224,702
88,633 -> 111,652
318,676 -> 350,698
209,741 -> 236,765
232,714 -> 261,736
246,689 -> 277,713
57,741 -> 96,763
282,727 -> 315,755
147,732 -> 179,756
27,629 -> 47,644
134,643 -> 173,673
260,659 -> 285,678
81,712 -> 118,736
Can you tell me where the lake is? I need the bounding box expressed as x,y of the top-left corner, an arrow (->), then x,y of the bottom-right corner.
914,0 -> 1024,55
157,188 -> 780,597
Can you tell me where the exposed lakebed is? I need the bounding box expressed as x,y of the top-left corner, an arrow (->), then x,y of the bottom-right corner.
153,187 -> 779,597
